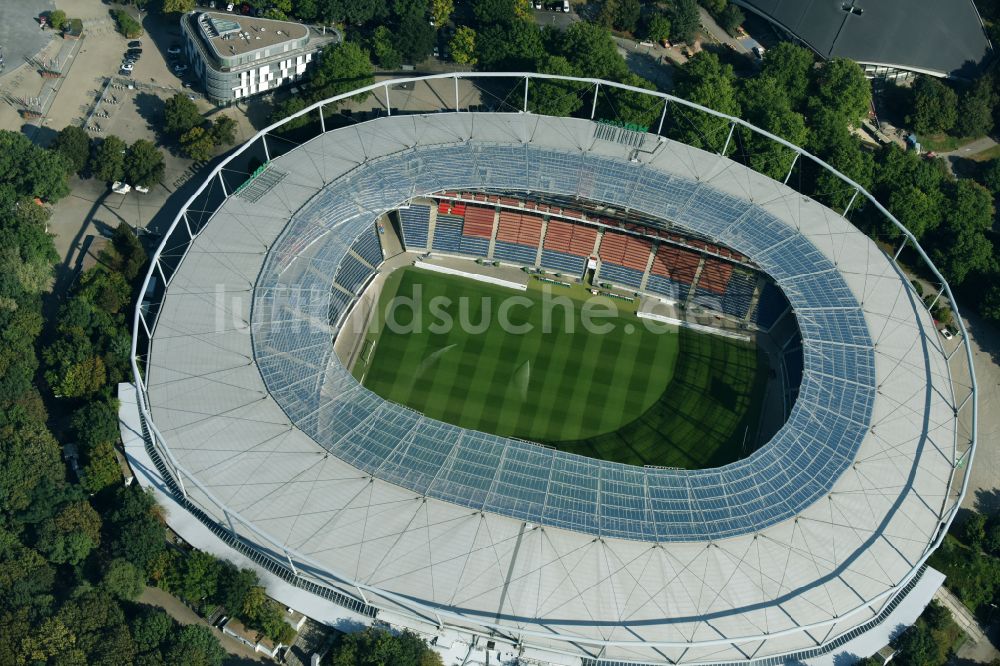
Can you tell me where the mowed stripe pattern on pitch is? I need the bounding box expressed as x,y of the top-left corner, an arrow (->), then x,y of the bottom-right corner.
362,268 -> 679,443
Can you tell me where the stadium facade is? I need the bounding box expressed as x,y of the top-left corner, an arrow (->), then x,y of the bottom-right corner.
130,74 -> 977,664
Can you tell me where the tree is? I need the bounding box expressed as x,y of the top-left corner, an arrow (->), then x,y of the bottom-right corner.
162,0 -> 195,12
473,0 -> 531,25
130,607 -> 174,655
294,0 -> 318,20
371,25 -> 403,69
70,399 -> 121,452
108,223 -> 146,280
761,42 -> 813,108
929,180 -> 995,285
51,126 -> 92,177
124,140 -> 165,188
329,627 -> 443,666
529,55 -> 585,116
477,20 -> 544,71
90,136 -> 127,183
429,0 -> 453,25
667,0 -> 699,43
164,93 -> 203,137
808,58 -> 871,126
670,51 -> 740,150
397,12 -> 436,63
0,410 -> 63,515
599,73 -> 660,127
171,550 -> 222,608
106,486 -> 166,575
216,564 -> 258,615
717,4 -> 744,35
0,131 -> 70,201
956,76 -> 997,138
981,284 -> 1000,324
738,75 -> 808,180
180,126 -> 216,162
101,558 -> 146,600
84,441 -> 124,493
450,26 -> 477,65
980,157 -> 1000,195
111,9 -> 144,38
892,623 -> 937,666
211,115 -> 238,146
600,0 -> 640,33
35,500 -> 102,565
963,511 -> 988,549
310,42 -> 375,104
644,13 -> 671,43
165,625 -> 226,666
907,75 -> 958,135
48,10 -> 67,30
557,22 -> 626,81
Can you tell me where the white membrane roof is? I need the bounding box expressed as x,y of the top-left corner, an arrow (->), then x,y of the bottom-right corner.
145,113 -> 956,664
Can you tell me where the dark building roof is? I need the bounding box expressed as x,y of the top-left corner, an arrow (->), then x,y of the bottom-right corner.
734,0 -> 992,78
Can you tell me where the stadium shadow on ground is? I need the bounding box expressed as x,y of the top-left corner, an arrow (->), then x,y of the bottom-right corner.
356,267 -> 770,469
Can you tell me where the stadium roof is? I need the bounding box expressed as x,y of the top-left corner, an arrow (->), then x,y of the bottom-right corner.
140,102 -> 965,664
734,0 -> 991,77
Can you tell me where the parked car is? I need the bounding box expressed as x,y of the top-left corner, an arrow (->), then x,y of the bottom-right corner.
167,44 -> 182,55
135,184 -> 150,194
120,63 -> 134,72
939,328 -> 954,340
226,2 -> 234,10
128,40 -> 142,48
111,181 -> 131,194
173,64 -> 188,73
562,0 -> 570,11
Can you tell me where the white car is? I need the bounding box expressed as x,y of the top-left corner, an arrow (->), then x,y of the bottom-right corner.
562,0 -> 570,11
939,327 -> 954,340
120,62 -> 134,72
135,184 -> 150,194
111,181 -> 131,194
226,2 -> 234,10
167,45 -> 182,55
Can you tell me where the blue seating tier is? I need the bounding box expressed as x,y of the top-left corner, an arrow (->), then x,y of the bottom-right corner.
399,205 -> 430,249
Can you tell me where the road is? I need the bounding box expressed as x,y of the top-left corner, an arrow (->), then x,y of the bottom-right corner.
933,586 -> 1000,663
697,6 -> 750,53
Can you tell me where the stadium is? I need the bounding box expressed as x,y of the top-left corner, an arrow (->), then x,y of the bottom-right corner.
129,73 -> 977,664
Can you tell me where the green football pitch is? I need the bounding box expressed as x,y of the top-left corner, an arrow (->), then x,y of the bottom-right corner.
354,267 -> 769,469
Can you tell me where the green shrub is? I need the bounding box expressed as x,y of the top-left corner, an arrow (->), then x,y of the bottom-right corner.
111,9 -> 143,38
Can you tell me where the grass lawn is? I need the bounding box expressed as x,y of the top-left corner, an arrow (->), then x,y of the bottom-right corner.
970,143 -> 1000,162
920,133 -> 981,153
357,267 -> 768,468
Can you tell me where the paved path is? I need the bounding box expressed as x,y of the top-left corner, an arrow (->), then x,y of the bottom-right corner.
137,586 -> 268,663
697,6 -> 749,53
934,586 -> 1000,663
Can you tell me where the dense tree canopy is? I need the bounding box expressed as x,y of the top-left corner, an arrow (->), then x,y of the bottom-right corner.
310,41 -> 375,104
450,26 -> 477,65
760,42 -> 813,108
808,58 -> 870,126
329,627 -> 443,666
667,0 -> 700,43
956,75 -> 997,138
670,52 -> 740,150
51,126 -> 92,177
124,140 -> 165,188
91,136 -> 127,184
0,131 -> 69,201
738,75 -> 808,180
907,75 -> 958,135
529,55 -> 585,116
